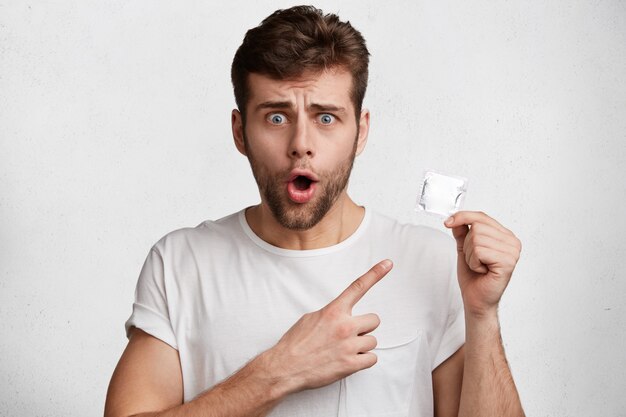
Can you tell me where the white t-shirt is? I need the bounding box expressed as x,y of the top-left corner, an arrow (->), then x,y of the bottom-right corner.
126,208 -> 465,417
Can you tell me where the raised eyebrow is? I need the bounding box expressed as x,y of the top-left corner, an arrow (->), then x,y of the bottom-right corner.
309,103 -> 347,114
255,101 -> 293,111
254,101 -> 347,114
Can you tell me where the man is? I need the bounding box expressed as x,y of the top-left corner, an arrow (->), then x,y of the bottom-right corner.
105,6 -> 524,417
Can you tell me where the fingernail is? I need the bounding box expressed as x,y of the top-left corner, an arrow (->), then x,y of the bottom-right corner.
445,216 -> 454,226
381,259 -> 392,270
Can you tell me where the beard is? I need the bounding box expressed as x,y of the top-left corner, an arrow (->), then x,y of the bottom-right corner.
245,134 -> 358,231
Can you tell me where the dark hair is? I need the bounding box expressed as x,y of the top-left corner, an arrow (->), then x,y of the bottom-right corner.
231,5 -> 370,121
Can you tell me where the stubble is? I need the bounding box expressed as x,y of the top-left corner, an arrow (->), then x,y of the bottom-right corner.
245,133 -> 358,231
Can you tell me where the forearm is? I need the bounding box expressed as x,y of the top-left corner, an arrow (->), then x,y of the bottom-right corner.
113,261 -> 391,417
132,352 -> 289,417
458,311 -> 524,417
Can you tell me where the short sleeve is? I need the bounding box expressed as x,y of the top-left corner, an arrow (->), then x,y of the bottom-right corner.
431,252 -> 465,370
125,247 -> 178,350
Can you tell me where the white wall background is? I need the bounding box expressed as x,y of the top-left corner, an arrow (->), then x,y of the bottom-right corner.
1,1 -> 625,416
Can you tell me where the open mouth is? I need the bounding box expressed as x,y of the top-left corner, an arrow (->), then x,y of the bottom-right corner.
293,175 -> 313,191
287,171 -> 318,203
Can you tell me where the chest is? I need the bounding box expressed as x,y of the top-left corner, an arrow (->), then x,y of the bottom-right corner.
171,253 -> 437,370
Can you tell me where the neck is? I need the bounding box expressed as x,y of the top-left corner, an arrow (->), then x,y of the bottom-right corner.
245,193 -> 365,250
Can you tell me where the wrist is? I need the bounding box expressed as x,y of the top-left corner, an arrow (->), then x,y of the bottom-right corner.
464,306 -> 498,324
463,299 -> 499,322
464,303 -> 500,330
251,348 -> 298,400
463,307 -> 502,349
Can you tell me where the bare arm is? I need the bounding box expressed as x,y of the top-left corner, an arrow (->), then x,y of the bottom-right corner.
439,211 -> 524,417
432,345 -> 464,417
104,328 -> 284,417
104,328 -> 182,417
105,260 -> 393,417
432,318 -> 523,417
458,314 -> 524,417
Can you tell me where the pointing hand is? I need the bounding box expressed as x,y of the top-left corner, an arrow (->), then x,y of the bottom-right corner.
263,259 -> 393,394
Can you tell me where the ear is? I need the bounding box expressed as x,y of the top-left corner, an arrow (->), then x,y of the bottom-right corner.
355,108 -> 370,156
232,109 -> 247,156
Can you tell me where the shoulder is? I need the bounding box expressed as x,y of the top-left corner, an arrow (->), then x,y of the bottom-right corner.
368,210 -> 455,255
150,210 -> 244,257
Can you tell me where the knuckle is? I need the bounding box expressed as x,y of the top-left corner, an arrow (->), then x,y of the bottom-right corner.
335,322 -> 354,339
350,278 -> 366,294
294,312 -> 312,327
372,263 -> 386,275
342,353 -> 358,369
321,305 -> 340,320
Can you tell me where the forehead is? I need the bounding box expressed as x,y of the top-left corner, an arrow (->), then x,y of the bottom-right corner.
246,69 -> 354,110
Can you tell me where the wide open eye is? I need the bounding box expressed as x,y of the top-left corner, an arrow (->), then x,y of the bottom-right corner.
318,113 -> 335,125
267,113 -> 286,125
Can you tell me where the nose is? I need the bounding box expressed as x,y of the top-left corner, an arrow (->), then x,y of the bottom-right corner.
288,118 -> 314,159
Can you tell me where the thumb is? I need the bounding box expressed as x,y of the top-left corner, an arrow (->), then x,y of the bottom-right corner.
445,216 -> 469,253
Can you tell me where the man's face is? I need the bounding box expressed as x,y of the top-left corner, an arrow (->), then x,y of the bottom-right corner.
232,68 -> 369,230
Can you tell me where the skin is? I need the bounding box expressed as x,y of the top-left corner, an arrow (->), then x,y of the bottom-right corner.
104,68 -> 524,417
233,69 -> 369,250
240,73 -> 360,233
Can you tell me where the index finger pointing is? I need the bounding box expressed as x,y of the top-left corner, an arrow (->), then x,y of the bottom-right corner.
333,259 -> 393,310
